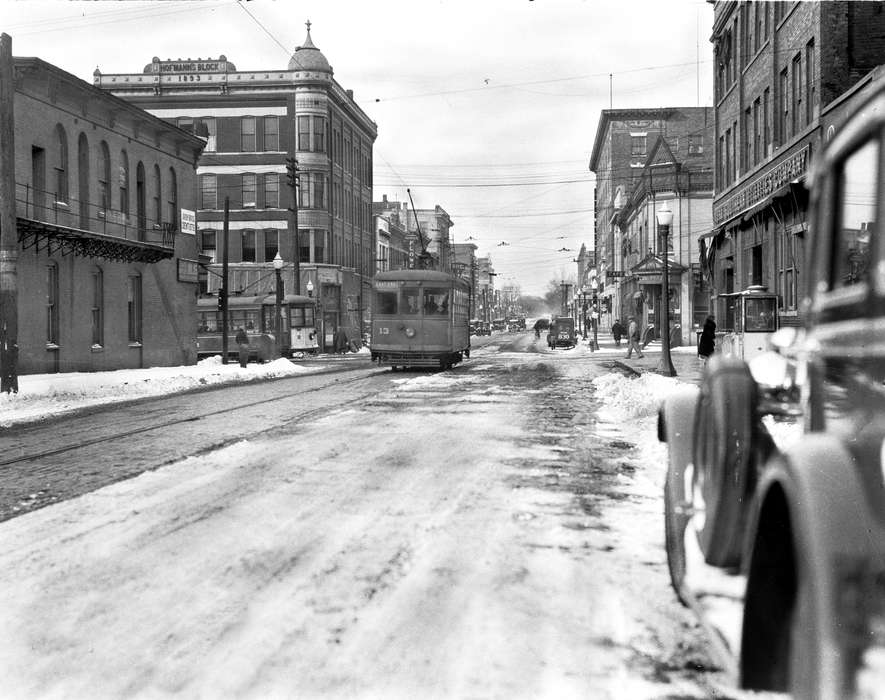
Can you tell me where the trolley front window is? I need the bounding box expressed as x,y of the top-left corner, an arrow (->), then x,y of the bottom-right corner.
402,287 -> 421,315
743,297 -> 777,332
376,291 -> 398,315
290,305 -> 315,327
423,288 -> 449,315
231,309 -> 260,331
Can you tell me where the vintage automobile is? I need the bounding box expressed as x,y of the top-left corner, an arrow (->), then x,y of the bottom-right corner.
547,316 -> 576,348
658,86 -> 885,698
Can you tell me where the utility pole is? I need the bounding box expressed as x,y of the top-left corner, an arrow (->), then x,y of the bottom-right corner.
0,34 -> 19,393
220,197 -> 230,364
286,157 -> 301,296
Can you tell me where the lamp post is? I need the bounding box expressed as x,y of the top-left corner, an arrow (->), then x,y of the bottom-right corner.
656,203 -> 677,376
590,280 -> 600,351
273,252 -> 285,358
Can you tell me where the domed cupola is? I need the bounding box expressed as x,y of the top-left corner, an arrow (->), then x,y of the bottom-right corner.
288,21 -> 333,74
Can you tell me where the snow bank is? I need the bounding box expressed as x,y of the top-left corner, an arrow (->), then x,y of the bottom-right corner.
592,371 -> 683,420
0,357 -> 314,427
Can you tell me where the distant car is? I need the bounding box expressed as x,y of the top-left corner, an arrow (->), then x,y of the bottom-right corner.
532,318 -> 550,331
547,317 -> 576,348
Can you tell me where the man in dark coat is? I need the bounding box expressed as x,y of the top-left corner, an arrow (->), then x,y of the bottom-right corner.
333,327 -> 348,354
698,315 -> 716,363
235,327 -> 249,368
611,319 -> 624,347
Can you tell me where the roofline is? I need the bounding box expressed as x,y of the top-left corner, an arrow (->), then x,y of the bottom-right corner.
14,56 -> 206,149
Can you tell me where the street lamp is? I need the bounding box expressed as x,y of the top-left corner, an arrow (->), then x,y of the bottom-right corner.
656,203 -> 677,376
273,252 -> 285,358
306,279 -> 314,297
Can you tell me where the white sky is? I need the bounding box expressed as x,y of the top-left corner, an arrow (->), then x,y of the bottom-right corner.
1,0 -> 715,296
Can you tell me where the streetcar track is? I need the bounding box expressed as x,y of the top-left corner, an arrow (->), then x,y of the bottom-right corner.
0,368 -> 390,468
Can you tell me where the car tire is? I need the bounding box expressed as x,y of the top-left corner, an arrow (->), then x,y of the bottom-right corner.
691,355 -> 757,568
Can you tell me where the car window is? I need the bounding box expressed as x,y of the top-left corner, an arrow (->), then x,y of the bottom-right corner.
832,138 -> 878,291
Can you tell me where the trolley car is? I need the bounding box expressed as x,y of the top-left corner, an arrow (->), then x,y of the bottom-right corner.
197,294 -> 318,362
370,269 -> 470,370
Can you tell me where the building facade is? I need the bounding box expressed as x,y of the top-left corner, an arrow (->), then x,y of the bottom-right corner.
452,242 -> 478,318
373,195 -> 454,272
4,55 -> 204,376
589,107 -> 714,343
708,1 -> 885,329
95,23 -> 377,350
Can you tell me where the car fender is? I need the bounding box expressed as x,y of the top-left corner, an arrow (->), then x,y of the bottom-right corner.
658,386 -> 700,454
741,434 -> 885,694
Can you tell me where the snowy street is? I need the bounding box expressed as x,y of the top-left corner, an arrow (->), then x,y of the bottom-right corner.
0,336 -> 742,699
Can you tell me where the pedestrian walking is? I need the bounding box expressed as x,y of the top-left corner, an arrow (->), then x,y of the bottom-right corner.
698,314 -> 716,365
625,316 -> 644,359
611,319 -> 624,347
235,327 -> 249,368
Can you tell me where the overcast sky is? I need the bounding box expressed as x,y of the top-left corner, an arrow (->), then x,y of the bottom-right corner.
3,0 -> 714,297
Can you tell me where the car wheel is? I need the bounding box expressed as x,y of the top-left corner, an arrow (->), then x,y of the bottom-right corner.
691,355 -> 758,568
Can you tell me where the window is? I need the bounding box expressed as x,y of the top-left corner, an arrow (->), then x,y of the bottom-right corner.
298,227 -> 310,264
263,116 -> 279,151
55,125 -> 68,203
753,98 -> 762,165
806,39 -> 816,125
313,117 -> 326,153
128,274 -> 142,344
99,142 -> 111,212
313,229 -> 326,264
780,68 -> 789,143
298,116 -> 311,151
402,287 -> 421,315
153,165 -> 162,225
178,117 -> 193,133
200,118 -> 217,152
242,229 -> 256,262
792,53 -> 802,133
264,229 -> 278,263
201,174 -> 217,209
242,173 -> 256,207
631,134 -> 647,156
91,267 -> 103,347
264,173 -> 279,208
46,263 -> 59,345
742,107 -> 751,172
376,291 -> 397,314
119,150 -> 129,215
763,88 -> 770,156
168,167 -> 178,231
77,133 -> 90,229
200,229 -> 217,263
241,117 -> 256,152
833,139 -> 878,290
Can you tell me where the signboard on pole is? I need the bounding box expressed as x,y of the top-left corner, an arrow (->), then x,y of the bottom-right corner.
180,208 -> 196,235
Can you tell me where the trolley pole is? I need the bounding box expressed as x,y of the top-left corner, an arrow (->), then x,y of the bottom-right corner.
0,34 -> 19,393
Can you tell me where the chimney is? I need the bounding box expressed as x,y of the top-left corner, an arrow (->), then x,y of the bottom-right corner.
383,194 -> 388,204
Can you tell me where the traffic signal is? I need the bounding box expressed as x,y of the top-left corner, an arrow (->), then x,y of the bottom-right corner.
217,293 -> 224,311
285,157 -> 299,188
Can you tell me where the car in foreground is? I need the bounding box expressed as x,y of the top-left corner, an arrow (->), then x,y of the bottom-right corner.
658,85 -> 885,698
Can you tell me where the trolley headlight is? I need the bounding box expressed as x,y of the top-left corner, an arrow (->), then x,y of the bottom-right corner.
403,326 -> 416,338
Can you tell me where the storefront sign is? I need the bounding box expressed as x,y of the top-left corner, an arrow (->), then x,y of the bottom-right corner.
159,61 -> 224,73
180,209 -> 196,235
177,258 -> 199,284
713,144 -> 810,224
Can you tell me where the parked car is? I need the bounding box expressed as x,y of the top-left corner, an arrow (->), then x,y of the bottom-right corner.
547,316 -> 576,348
658,85 -> 885,698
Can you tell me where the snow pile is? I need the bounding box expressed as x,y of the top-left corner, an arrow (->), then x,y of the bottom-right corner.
0,356 -> 314,427
592,371 -> 682,419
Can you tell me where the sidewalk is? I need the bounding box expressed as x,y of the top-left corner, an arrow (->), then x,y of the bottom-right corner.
578,335 -> 705,386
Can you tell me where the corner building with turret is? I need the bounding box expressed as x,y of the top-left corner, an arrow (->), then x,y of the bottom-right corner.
94,22 -> 377,351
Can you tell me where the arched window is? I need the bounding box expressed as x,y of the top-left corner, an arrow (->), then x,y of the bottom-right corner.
153,164 -> 162,225
91,266 -> 104,347
55,125 -> 68,203
168,167 -> 178,231
119,150 -> 129,215
136,162 -> 146,240
98,141 -> 111,212
77,133 -> 90,228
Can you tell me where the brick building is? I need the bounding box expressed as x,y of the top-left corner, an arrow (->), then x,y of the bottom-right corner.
372,195 -> 454,271
708,1 -> 885,328
589,107 -> 714,343
94,23 -> 377,351
3,53 -> 204,376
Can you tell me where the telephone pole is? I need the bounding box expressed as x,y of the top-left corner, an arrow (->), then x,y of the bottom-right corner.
286,157 -> 301,296
0,34 -> 19,393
